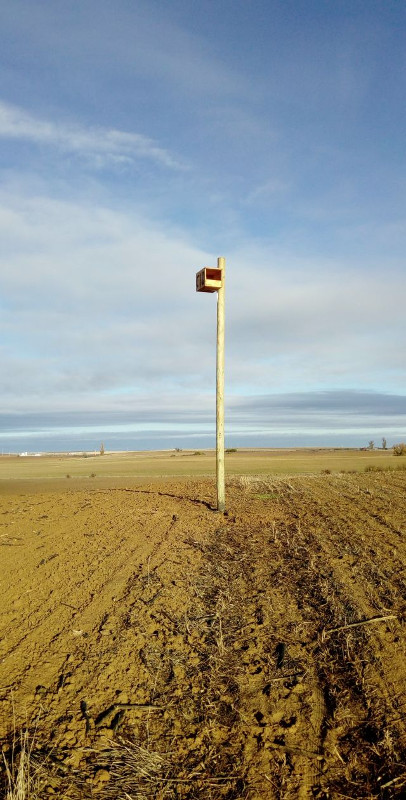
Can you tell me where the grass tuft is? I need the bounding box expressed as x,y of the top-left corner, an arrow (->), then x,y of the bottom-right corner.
2,724 -> 42,800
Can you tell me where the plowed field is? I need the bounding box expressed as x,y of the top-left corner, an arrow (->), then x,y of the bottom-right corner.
1,471 -> 406,798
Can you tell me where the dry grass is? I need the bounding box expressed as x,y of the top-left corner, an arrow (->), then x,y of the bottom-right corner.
1,731 -> 170,799
1,719 -> 43,800
80,738 -> 170,799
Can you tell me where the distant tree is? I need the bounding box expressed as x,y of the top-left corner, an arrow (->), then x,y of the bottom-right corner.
100,442 -> 105,456
393,442 -> 406,456
368,441 -> 375,451
382,437 -> 387,450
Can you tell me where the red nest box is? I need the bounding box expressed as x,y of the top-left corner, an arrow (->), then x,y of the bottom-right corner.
196,267 -> 223,293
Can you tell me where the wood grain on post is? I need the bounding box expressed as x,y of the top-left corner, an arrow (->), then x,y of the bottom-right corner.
216,256 -> 225,512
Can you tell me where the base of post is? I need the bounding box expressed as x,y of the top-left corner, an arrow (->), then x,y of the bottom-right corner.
217,503 -> 226,513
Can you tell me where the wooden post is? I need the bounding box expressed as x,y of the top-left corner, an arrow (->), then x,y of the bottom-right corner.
195,256 -> 226,513
216,257 -> 225,512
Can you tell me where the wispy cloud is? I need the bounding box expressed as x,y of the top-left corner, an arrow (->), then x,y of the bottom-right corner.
245,178 -> 292,205
0,100 -> 183,169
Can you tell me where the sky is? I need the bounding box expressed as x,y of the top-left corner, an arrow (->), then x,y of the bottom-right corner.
0,0 -> 405,452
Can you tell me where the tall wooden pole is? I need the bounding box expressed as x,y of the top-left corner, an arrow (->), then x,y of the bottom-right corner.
216,256 -> 225,512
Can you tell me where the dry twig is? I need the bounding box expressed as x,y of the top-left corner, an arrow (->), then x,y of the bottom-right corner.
324,613 -> 398,637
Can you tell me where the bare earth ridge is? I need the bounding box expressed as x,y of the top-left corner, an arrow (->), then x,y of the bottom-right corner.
1,471 -> 406,798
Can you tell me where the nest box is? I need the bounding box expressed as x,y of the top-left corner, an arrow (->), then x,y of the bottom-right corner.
196,267 -> 223,293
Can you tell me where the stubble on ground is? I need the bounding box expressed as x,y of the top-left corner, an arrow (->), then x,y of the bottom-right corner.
1,472 -> 406,798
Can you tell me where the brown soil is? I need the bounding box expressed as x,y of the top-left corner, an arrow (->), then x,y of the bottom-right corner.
1,472 -> 406,798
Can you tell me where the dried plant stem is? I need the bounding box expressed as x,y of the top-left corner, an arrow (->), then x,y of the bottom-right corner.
380,774 -> 406,789
324,613 -> 397,636
266,671 -> 305,683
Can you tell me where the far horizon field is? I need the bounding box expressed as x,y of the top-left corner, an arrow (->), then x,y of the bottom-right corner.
0,446 -> 402,492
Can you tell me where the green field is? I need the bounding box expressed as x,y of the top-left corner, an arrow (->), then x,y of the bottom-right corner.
0,447 -> 402,492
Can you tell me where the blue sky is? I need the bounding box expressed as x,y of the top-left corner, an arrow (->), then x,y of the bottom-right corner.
0,0 -> 405,451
